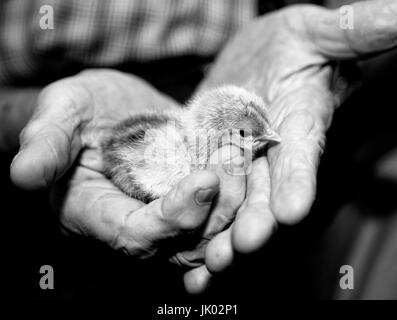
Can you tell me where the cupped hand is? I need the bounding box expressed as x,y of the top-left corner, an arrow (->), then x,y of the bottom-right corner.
185,0 -> 397,292
10,69 -> 223,257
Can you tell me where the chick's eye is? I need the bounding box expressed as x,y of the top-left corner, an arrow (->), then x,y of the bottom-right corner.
239,129 -> 250,138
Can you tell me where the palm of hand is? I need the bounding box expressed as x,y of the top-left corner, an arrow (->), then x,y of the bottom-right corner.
182,7 -> 341,292
201,6 -> 336,227
195,0 -> 397,290
32,71 -> 245,268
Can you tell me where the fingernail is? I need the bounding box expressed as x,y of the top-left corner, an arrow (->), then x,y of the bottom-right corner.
195,188 -> 216,205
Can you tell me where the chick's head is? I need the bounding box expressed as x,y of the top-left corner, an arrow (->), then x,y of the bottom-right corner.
188,85 -> 281,153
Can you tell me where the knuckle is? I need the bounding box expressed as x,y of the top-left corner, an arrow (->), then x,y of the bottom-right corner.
317,133 -> 327,156
161,182 -> 184,222
18,127 -> 29,146
40,77 -> 92,116
177,215 -> 200,231
19,121 -> 39,144
161,191 -> 202,232
113,227 -> 156,259
212,211 -> 234,231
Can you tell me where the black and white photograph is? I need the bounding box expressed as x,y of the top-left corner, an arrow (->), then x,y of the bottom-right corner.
1,0 -> 395,313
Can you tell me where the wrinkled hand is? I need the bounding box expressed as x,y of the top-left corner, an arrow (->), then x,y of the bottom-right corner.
10,69 -> 224,258
185,0 -> 397,292
172,145 -> 247,293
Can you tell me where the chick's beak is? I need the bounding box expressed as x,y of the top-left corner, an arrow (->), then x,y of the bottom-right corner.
255,128 -> 282,144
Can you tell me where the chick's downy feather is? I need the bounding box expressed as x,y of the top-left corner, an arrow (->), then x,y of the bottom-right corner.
101,86 -> 280,203
101,112 -> 192,202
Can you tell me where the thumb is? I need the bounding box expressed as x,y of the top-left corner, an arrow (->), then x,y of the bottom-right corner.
10,84 -> 89,190
10,123 -> 81,190
107,170 -> 220,257
302,0 -> 397,59
159,170 -> 220,235
53,168 -> 220,258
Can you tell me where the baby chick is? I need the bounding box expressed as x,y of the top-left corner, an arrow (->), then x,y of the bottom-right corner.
101,86 -> 281,203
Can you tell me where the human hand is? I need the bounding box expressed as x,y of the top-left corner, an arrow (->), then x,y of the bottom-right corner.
10,69 -> 223,258
185,0 -> 397,292
170,144 -> 247,293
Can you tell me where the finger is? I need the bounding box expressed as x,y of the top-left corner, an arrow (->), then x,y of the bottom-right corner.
10,81 -> 92,189
55,167 -> 220,258
169,145 -> 246,267
205,157 -> 276,274
160,170 -> 219,235
205,227 -> 234,274
268,88 -> 330,224
233,156 -> 276,253
301,0 -> 397,59
183,265 -> 213,295
205,144 -> 247,238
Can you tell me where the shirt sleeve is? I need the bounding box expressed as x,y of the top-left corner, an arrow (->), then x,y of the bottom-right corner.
0,0 -> 256,84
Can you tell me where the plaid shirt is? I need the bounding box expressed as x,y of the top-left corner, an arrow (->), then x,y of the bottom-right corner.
0,0 -> 257,84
